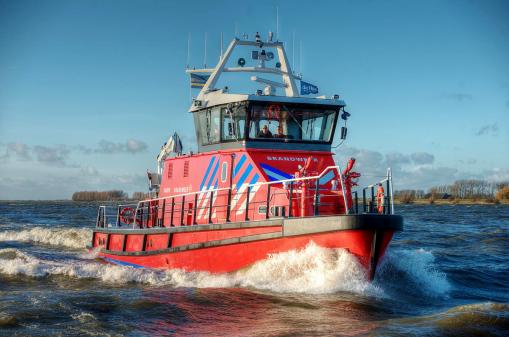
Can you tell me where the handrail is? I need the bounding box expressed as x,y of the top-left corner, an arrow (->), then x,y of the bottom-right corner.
138,165 -> 342,205
129,165 -> 342,227
96,165 -> 397,228
246,165 -> 341,188
356,168 -> 394,215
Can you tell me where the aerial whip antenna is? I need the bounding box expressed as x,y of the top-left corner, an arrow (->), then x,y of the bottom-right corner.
186,32 -> 191,69
299,40 -> 302,75
220,32 -> 224,60
204,32 -> 207,68
276,7 -> 279,40
292,31 -> 295,73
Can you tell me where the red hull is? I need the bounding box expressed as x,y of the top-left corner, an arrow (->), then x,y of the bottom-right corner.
96,229 -> 395,278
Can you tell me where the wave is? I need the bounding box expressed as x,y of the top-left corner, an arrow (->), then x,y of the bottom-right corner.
376,248 -> 451,298
389,302 -> 509,334
236,242 -> 378,294
0,227 -> 91,249
0,243 -> 450,297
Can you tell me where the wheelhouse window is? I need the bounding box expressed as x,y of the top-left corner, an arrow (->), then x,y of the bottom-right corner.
248,103 -> 338,142
221,105 -> 246,141
198,107 -> 220,145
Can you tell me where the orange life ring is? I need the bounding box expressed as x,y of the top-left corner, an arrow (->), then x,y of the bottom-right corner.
267,104 -> 280,119
376,185 -> 385,214
120,207 -> 135,224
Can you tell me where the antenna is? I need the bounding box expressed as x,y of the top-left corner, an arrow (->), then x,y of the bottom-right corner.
276,7 -> 279,40
204,32 -> 208,68
235,22 -> 238,37
220,32 -> 224,60
186,32 -> 191,69
292,31 -> 295,73
299,40 -> 302,75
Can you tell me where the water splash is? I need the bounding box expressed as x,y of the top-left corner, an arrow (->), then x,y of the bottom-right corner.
376,248 -> 451,298
0,243 -> 375,294
237,242 -> 378,295
0,243 -> 450,298
0,227 -> 91,249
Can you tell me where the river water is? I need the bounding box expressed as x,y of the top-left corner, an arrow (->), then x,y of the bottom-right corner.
0,201 -> 508,336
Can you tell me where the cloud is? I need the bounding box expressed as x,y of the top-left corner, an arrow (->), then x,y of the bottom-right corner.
410,152 -> 434,165
1,139 -> 148,165
126,139 -> 148,153
458,158 -> 477,165
0,169 -> 147,200
33,145 -> 71,167
336,147 -> 461,190
95,139 -> 147,154
475,123 -> 498,136
385,152 -> 411,165
1,143 -> 32,161
442,93 -> 473,101
79,166 -> 99,176
482,168 -> 509,182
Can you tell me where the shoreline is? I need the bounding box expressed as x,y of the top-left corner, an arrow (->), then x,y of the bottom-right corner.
393,199 -> 509,205
1,199 -> 508,206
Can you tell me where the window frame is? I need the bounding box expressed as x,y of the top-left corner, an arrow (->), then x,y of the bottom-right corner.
246,102 -> 340,144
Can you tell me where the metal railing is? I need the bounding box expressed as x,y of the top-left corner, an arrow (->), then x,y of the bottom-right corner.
95,166 -> 395,228
353,168 -> 394,215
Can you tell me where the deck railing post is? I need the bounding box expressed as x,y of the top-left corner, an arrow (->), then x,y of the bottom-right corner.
266,184 -> 271,219
161,199 -> 166,227
226,187 -> 232,223
371,186 -> 375,213
140,203 -> 144,228
314,177 -> 320,216
245,186 -> 251,221
152,204 -> 157,227
362,188 -> 366,213
208,191 -> 214,224
180,196 -> 185,226
116,206 -> 121,227
193,193 -> 198,225
288,181 -> 294,218
354,191 -> 359,214
170,197 -> 175,227
386,178 -> 391,215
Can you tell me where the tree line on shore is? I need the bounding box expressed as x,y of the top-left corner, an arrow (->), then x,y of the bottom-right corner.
71,190 -> 151,201
73,179 -> 509,203
395,180 -> 509,203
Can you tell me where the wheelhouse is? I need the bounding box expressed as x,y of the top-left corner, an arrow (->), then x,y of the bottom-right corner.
194,100 -> 343,153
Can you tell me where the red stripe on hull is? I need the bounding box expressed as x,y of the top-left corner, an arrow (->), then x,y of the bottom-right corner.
99,229 -> 394,275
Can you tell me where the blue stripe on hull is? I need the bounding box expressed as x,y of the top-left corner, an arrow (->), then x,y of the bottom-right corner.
103,257 -> 145,269
236,164 -> 253,187
234,154 -> 247,177
260,163 -> 293,181
205,160 -> 220,190
200,156 -> 217,190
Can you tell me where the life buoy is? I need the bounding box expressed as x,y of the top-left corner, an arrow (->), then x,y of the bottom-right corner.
120,207 -> 136,224
267,104 -> 280,119
376,185 -> 385,214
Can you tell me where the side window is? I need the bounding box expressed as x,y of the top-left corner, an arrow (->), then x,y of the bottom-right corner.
221,106 -> 246,141
221,162 -> 228,182
199,108 -> 220,145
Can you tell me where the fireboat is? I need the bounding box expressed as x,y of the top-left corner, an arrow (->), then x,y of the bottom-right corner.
90,33 -> 403,280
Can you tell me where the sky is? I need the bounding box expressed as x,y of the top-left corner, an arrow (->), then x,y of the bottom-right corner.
0,0 -> 508,199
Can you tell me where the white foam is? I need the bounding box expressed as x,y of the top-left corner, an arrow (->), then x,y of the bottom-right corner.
0,243 -> 450,297
0,227 -> 91,249
236,242 -> 378,294
0,243 -> 376,295
376,248 -> 451,297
